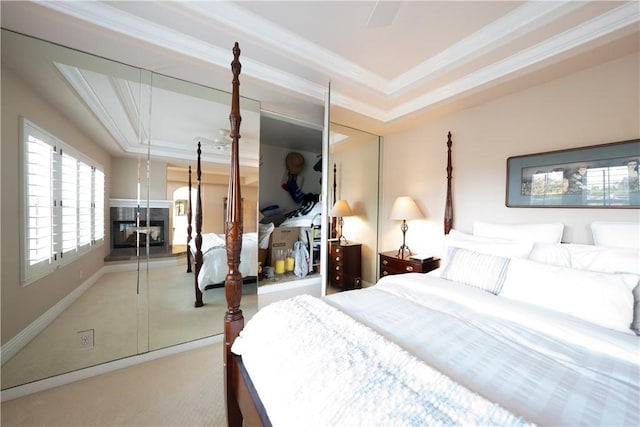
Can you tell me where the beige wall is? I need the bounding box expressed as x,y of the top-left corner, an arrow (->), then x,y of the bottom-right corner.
166,179 -> 258,236
111,157 -> 168,201
380,53 -> 640,258
1,67 -> 111,344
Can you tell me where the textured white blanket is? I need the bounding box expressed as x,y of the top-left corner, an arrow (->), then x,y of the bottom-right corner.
232,294 -> 532,427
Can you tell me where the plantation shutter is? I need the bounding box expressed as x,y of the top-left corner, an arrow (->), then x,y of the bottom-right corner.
25,132 -> 54,274
60,151 -> 78,255
78,161 -> 92,246
94,169 -> 105,242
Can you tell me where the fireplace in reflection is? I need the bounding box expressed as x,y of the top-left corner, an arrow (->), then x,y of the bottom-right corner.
113,220 -> 165,248
107,199 -> 172,260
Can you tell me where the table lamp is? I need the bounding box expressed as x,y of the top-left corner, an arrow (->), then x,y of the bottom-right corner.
331,199 -> 353,245
389,196 -> 422,258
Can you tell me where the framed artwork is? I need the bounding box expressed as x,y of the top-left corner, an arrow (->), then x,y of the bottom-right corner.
174,199 -> 188,216
506,139 -> 640,208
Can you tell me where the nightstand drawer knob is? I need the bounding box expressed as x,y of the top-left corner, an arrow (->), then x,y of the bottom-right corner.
335,256 -> 340,262
405,266 -> 414,272
335,248 -> 341,253
382,271 -> 389,276
335,266 -> 340,271
335,275 -> 341,281
382,259 -> 388,265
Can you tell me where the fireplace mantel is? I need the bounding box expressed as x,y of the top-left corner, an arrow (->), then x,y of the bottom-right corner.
110,199 -> 172,209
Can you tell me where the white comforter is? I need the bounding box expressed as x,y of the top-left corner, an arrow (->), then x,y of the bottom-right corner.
233,294 -> 531,426
189,232 -> 258,289
233,273 -> 640,426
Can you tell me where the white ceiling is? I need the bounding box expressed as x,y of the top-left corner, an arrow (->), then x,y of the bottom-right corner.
2,1 -> 639,140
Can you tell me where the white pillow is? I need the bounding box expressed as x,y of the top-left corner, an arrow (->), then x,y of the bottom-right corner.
565,244 -> 640,335
473,221 -> 564,244
500,258 -> 638,334
528,243 -> 572,267
444,229 -> 533,261
591,221 -> 640,249
441,247 -> 510,294
566,244 -> 640,275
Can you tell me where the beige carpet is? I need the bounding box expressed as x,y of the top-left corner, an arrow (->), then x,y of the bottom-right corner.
2,260 -> 258,390
1,341 -> 228,426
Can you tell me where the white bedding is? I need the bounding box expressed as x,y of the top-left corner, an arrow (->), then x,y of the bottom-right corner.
233,273 -> 640,426
189,232 -> 258,290
233,294 -> 531,426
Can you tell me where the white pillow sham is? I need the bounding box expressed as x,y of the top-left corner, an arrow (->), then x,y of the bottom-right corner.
441,247 -> 510,295
500,258 -> 638,334
528,242 -> 572,267
565,244 -> 640,275
473,221 -> 564,244
591,221 -> 640,249
444,230 -> 533,261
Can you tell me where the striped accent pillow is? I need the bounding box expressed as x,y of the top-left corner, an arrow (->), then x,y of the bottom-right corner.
441,247 -> 511,294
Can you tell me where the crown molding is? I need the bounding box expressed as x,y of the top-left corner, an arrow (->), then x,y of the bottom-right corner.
39,0 -> 639,124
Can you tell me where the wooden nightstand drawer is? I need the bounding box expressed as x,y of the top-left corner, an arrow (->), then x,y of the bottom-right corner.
329,240 -> 362,290
379,251 -> 440,278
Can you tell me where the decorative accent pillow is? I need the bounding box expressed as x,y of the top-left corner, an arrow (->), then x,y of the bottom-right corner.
591,221 -> 640,249
473,221 -> 564,244
500,258 -> 638,334
441,247 -> 511,294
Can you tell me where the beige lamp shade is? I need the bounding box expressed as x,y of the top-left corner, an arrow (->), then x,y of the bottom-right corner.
389,196 -> 422,220
331,199 -> 353,217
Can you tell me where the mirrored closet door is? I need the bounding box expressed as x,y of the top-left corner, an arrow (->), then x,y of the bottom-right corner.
326,123 -> 381,289
1,29 -> 260,390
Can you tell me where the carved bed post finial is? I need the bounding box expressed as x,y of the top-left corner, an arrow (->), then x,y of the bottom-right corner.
225,42 -> 244,427
445,131 -> 453,235
194,143 -> 204,307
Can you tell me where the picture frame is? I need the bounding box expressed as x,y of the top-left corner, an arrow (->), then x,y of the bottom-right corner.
506,139 -> 640,208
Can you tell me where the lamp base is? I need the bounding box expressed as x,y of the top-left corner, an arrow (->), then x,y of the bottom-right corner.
396,245 -> 412,259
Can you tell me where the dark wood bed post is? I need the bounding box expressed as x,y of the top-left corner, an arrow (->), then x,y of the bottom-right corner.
330,163 -> 337,238
224,42 -> 245,427
186,165 -> 193,273
193,143 -> 204,308
444,131 -> 453,235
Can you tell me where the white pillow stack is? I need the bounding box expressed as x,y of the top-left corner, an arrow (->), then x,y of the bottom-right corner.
440,223 -> 640,335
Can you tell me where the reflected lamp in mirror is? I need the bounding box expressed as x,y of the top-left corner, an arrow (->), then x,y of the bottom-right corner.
389,196 -> 422,258
331,199 -> 353,245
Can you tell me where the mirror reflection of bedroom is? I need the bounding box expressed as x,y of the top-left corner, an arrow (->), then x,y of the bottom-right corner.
1,29 -> 262,390
257,117 -> 381,307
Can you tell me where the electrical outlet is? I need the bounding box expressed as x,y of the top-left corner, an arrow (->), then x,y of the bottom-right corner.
77,329 -> 94,349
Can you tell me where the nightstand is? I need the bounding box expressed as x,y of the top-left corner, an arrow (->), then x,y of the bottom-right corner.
329,240 -> 362,290
379,251 -> 440,278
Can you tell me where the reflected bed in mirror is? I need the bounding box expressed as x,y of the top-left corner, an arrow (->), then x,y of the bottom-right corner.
1,29 -> 260,390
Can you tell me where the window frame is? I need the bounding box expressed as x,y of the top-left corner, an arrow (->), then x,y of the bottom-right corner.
21,118 -> 105,285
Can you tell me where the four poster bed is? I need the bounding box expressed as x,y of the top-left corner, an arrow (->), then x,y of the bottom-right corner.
222,44 -> 639,426
187,142 -> 258,308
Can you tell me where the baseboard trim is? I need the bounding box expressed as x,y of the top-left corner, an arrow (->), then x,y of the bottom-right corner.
1,268 -> 103,366
1,335 -> 222,402
2,257 -> 186,365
